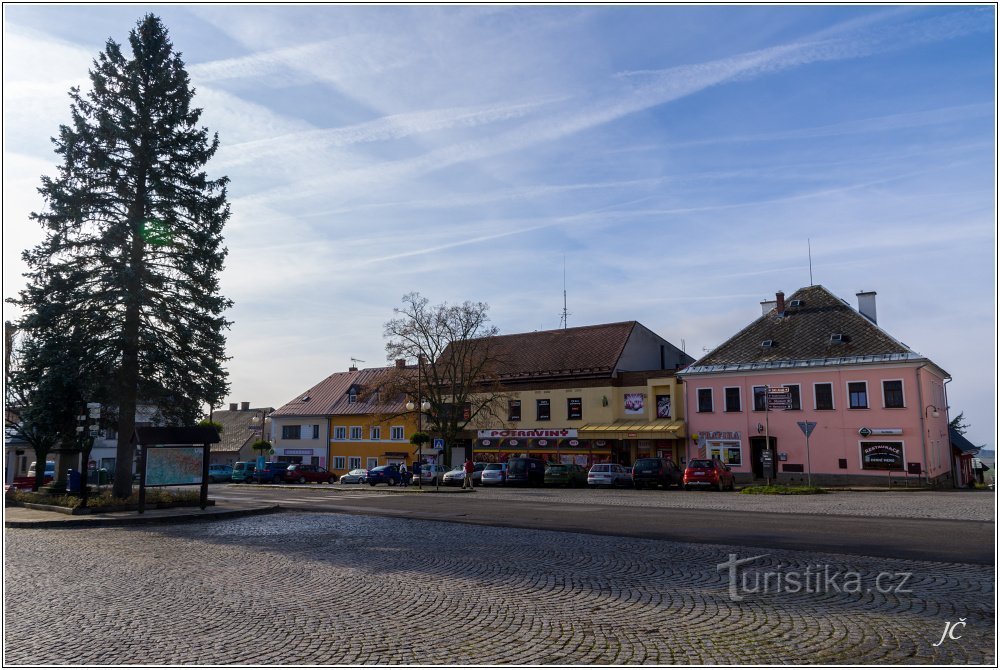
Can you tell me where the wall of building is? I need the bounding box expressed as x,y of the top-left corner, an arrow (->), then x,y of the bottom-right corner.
683,363 -> 952,484
326,413 -> 420,475
270,416 -> 328,468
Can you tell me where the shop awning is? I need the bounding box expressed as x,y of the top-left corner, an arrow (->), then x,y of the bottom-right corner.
579,420 -> 686,439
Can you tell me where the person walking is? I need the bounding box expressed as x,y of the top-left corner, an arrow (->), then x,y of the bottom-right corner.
399,462 -> 408,486
462,457 -> 475,490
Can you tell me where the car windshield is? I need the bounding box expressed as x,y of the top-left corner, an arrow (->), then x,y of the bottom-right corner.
591,464 -> 610,472
547,465 -> 567,472
484,464 -> 501,471
687,460 -> 714,468
634,459 -> 660,468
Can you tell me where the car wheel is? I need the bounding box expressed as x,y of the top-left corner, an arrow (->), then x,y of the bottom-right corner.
297,476 -> 306,484
389,478 -> 397,486
328,477 -> 335,484
716,481 -> 724,492
369,482 -> 376,487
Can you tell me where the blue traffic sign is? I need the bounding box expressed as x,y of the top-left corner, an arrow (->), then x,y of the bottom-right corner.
797,421 -> 817,437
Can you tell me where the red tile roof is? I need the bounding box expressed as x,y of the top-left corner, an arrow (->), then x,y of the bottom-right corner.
271,366 -> 408,417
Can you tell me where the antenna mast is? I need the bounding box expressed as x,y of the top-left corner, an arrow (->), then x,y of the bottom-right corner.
559,255 -> 570,329
808,239 -> 814,286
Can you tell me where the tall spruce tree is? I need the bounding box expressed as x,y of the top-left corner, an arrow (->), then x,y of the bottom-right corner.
9,15 -> 232,498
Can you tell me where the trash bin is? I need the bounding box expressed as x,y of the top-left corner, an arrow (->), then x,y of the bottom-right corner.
67,469 -> 81,492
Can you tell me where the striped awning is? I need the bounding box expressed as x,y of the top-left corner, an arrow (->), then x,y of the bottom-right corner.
578,420 -> 686,439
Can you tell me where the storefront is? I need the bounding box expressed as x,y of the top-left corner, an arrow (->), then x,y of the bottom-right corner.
474,430 -> 611,466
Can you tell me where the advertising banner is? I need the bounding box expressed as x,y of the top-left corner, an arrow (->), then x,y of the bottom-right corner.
860,441 -> 904,470
145,447 -> 203,485
624,393 -> 645,415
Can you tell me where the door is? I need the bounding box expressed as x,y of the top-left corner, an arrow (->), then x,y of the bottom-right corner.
750,437 -> 777,479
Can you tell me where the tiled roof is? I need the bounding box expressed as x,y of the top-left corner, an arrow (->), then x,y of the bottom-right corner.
950,427 -> 981,455
452,321 -> 639,380
210,406 -> 273,454
685,285 -> 925,371
271,366 -> 407,417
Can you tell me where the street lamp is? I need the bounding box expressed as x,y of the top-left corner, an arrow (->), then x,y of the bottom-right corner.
925,405 -> 941,418
252,410 -> 269,469
406,355 -> 431,488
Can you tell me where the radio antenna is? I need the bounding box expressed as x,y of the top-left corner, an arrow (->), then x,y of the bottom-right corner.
808,239 -> 814,286
559,255 -> 570,329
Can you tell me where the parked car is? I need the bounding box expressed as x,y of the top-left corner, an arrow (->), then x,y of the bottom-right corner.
480,463 -> 507,486
631,457 -> 683,490
544,463 -> 588,487
207,464 -> 233,483
416,464 -> 450,486
231,461 -> 256,483
683,458 -> 736,491
506,457 -> 547,487
284,464 -> 336,484
367,464 -> 402,486
587,463 -> 633,488
11,461 -> 56,490
251,462 -> 290,484
441,462 -> 487,486
339,468 -> 368,484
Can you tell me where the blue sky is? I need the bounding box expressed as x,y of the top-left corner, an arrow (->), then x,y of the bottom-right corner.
3,5 -> 996,449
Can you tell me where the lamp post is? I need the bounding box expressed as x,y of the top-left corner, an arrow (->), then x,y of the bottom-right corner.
252,410 -> 269,470
406,355 -> 431,489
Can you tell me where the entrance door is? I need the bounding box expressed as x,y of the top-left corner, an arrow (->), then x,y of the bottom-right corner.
749,437 -> 777,479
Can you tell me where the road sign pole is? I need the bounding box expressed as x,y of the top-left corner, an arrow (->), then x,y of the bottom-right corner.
805,432 -> 812,487
764,402 -> 771,486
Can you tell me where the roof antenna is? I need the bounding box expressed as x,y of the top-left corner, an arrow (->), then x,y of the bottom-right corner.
350,357 -> 365,370
559,255 -> 570,329
808,238 -> 814,286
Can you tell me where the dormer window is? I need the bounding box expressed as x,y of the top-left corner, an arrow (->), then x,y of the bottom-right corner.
301,395 -> 311,402
830,333 -> 846,344
761,339 -> 775,349
348,393 -> 357,404
788,300 -> 803,309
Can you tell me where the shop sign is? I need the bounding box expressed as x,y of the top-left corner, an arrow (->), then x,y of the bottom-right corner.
860,441 -> 904,470
656,395 -> 672,419
284,449 -> 314,456
624,393 -> 646,415
694,431 -> 742,441
481,439 -> 493,447
537,439 -> 549,447
478,429 -> 578,438
568,439 -> 580,447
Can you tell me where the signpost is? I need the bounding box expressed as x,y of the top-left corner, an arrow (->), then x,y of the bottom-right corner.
797,421 -> 817,486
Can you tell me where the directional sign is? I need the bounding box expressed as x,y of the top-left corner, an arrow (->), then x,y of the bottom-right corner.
767,386 -> 790,394
797,421 -> 817,437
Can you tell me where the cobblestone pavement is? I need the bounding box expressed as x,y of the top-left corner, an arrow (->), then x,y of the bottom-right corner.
321,484 -> 996,521
4,513 -> 994,665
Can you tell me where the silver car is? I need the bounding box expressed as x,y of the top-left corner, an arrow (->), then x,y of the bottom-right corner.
338,468 -> 368,484
587,463 -> 633,488
480,463 -> 507,486
417,464 -> 450,485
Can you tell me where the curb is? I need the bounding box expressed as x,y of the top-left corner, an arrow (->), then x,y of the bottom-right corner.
4,504 -> 282,529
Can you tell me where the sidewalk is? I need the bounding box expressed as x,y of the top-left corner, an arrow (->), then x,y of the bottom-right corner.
4,501 -> 280,529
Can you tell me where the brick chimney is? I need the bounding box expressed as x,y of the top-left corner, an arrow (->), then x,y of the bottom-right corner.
396,359 -> 407,368
775,291 -> 785,314
241,401 -> 250,411
229,403 -> 237,411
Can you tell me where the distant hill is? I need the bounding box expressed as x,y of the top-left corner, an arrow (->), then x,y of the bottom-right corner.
977,449 -> 995,464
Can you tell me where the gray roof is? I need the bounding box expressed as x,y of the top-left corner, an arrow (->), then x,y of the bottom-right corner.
681,285 -> 946,376
210,407 -> 273,454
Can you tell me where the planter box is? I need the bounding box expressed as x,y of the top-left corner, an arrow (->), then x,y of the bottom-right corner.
19,500 -> 214,515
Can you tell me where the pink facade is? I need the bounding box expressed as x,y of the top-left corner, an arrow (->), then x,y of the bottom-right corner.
683,363 -> 952,485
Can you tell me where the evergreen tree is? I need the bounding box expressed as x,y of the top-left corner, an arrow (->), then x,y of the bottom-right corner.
9,15 -> 232,498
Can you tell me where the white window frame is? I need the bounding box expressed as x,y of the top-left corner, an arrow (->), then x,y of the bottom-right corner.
785,383 -> 802,411
370,426 -> 381,440
847,380 -> 869,410
366,457 -> 379,469
813,382 -> 835,411
752,385 -> 768,412
696,387 -> 714,413
349,426 -> 363,440
333,456 -> 346,470
282,424 -> 301,440
348,457 -> 362,470
312,424 -> 320,439
390,426 -> 405,441
881,379 -> 906,409
723,386 -> 742,413
333,426 -> 347,440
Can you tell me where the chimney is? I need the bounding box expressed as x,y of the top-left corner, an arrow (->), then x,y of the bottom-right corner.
760,299 -> 777,316
229,403 -> 237,411
857,291 -> 877,324
775,291 -> 785,315
241,401 -> 250,411
349,365 -> 358,372
395,359 -> 407,368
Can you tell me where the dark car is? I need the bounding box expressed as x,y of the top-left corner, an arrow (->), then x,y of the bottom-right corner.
284,464 -> 336,484
544,463 -> 587,487
208,464 -> 233,483
683,458 -> 736,491
367,464 -> 403,486
632,457 -> 683,490
251,462 -> 290,484
505,457 -> 546,487
231,461 -> 256,483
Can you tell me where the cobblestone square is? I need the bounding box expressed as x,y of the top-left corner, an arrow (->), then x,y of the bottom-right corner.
4,513 -> 994,664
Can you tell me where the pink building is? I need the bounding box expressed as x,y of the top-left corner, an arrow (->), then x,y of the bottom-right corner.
679,285 -> 954,486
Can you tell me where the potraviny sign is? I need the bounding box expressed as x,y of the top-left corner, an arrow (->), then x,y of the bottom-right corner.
478,429 -> 578,438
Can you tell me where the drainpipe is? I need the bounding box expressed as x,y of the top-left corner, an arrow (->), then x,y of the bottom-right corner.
915,364 -> 930,487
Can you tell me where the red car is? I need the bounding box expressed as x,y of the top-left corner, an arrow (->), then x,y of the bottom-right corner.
283,464 -> 336,484
683,458 -> 736,491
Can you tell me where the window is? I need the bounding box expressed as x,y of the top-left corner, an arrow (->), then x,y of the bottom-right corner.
567,398 -> 582,420
536,398 -> 551,421
348,457 -> 361,470
349,426 -> 362,440
753,386 -> 767,412
787,385 -> 801,410
697,388 -> 713,413
333,456 -> 346,470
366,457 -> 378,470
281,425 -> 301,440
508,399 -> 521,422
724,387 -> 741,413
333,426 -> 347,440
370,426 -> 381,440
814,383 -> 834,410
390,426 -> 404,440
312,425 -> 320,439
883,380 -> 905,408
848,382 -> 868,409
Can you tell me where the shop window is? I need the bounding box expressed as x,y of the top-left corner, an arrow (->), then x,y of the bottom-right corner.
537,399 -> 551,421
724,387 -> 741,413
815,383 -> 834,410
697,388 -> 713,413
882,380 -> 904,408
708,443 -> 742,466
281,425 -> 301,440
567,398 -> 582,421
508,399 -> 521,422
848,382 -> 868,409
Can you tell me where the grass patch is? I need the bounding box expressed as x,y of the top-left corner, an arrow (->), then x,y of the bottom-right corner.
9,488 -> 202,510
740,484 -> 828,495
